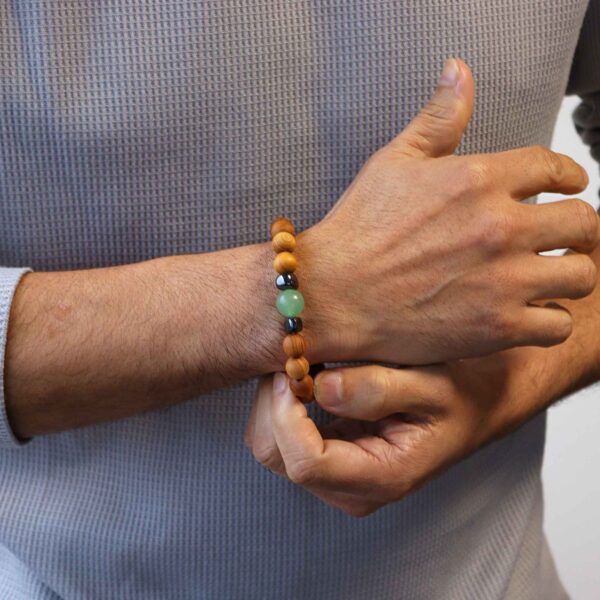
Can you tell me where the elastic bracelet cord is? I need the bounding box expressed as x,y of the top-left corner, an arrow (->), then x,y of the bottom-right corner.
270,217 -> 314,402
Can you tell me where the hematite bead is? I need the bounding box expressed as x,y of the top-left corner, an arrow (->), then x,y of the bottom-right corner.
275,272 -> 298,290
284,317 -> 303,333
276,289 -> 304,317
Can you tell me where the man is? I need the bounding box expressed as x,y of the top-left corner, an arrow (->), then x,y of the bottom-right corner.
0,1 -> 599,598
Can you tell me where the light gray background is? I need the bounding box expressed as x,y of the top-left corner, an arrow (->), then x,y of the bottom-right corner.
542,96 -> 600,600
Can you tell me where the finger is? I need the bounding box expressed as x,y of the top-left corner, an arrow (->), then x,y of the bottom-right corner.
497,146 -> 588,199
270,373 -> 382,489
319,417 -> 377,441
243,375 -> 267,449
314,365 -> 448,422
524,254 -> 597,301
250,374 -> 286,475
387,58 -> 475,158
522,200 -> 600,253
305,485 -> 384,518
512,303 -> 573,348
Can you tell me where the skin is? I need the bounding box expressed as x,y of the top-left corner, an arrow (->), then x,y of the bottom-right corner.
298,58 -> 599,364
244,62 -> 600,515
5,59 -> 599,443
245,261 -> 600,516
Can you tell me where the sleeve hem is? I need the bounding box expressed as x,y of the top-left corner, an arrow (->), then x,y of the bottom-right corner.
0,267 -> 33,449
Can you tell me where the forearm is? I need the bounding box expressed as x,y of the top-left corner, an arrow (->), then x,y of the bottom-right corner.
4,242 -> 290,438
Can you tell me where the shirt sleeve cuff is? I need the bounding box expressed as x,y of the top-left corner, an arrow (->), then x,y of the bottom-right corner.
0,267 -> 33,449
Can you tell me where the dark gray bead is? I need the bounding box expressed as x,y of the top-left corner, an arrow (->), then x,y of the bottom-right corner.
283,317 -> 303,333
276,272 -> 298,290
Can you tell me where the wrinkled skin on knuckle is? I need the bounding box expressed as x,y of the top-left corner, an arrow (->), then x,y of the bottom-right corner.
365,368 -> 392,416
252,443 -> 279,470
539,317 -> 573,347
469,207 -> 515,255
572,199 -> 599,250
564,255 -> 598,298
482,301 -> 518,348
535,145 -> 565,187
286,455 -> 319,486
420,100 -> 463,142
579,256 -> 598,295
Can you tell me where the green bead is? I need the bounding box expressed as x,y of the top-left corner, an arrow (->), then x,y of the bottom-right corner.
276,289 -> 305,318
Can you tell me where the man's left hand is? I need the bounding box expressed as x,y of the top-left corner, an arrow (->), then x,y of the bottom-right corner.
244,348 -> 559,516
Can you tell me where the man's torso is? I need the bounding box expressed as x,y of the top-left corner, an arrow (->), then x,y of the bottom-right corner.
0,1 -> 587,597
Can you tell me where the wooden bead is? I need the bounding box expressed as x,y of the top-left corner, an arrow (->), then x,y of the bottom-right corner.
274,252 -> 297,274
272,231 -> 296,253
283,334 -> 307,358
271,218 -> 295,238
285,356 -> 310,380
289,375 -> 314,402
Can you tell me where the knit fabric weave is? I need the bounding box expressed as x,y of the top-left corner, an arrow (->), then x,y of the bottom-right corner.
1,1 -> 599,598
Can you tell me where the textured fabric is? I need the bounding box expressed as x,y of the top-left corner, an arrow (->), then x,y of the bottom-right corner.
0,268 -> 31,448
0,1 -> 599,598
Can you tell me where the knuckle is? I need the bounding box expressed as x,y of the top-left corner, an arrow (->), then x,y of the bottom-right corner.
571,199 -> 599,249
399,131 -> 433,157
577,256 -> 598,295
546,313 -> 573,345
423,99 -> 457,123
420,100 -> 462,136
287,456 -> 319,486
455,158 -> 491,192
252,442 -> 278,467
474,209 -> 515,254
369,368 -> 391,408
535,146 -> 564,186
488,309 -> 516,344
533,306 -> 573,347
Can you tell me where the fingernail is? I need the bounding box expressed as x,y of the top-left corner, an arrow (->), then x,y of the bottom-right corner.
316,371 -> 343,407
438,58 -> 460,88
273,372 -> 287,395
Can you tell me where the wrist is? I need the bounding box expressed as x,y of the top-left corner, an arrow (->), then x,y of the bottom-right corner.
295,226 -> 361,365
156,242 -> 288,382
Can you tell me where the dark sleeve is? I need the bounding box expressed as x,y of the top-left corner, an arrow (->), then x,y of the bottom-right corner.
567,0 -> 600,198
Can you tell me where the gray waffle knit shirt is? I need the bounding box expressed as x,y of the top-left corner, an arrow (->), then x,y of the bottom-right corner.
1,1 -> 600,598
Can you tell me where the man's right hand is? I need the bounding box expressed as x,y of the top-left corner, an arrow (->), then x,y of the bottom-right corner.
301,58 -> 600,365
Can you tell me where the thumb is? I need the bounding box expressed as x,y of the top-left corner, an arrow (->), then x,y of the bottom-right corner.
389,58 -> 475,158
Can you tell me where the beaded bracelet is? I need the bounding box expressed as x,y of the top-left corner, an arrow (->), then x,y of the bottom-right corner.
270,217 -> 314,402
